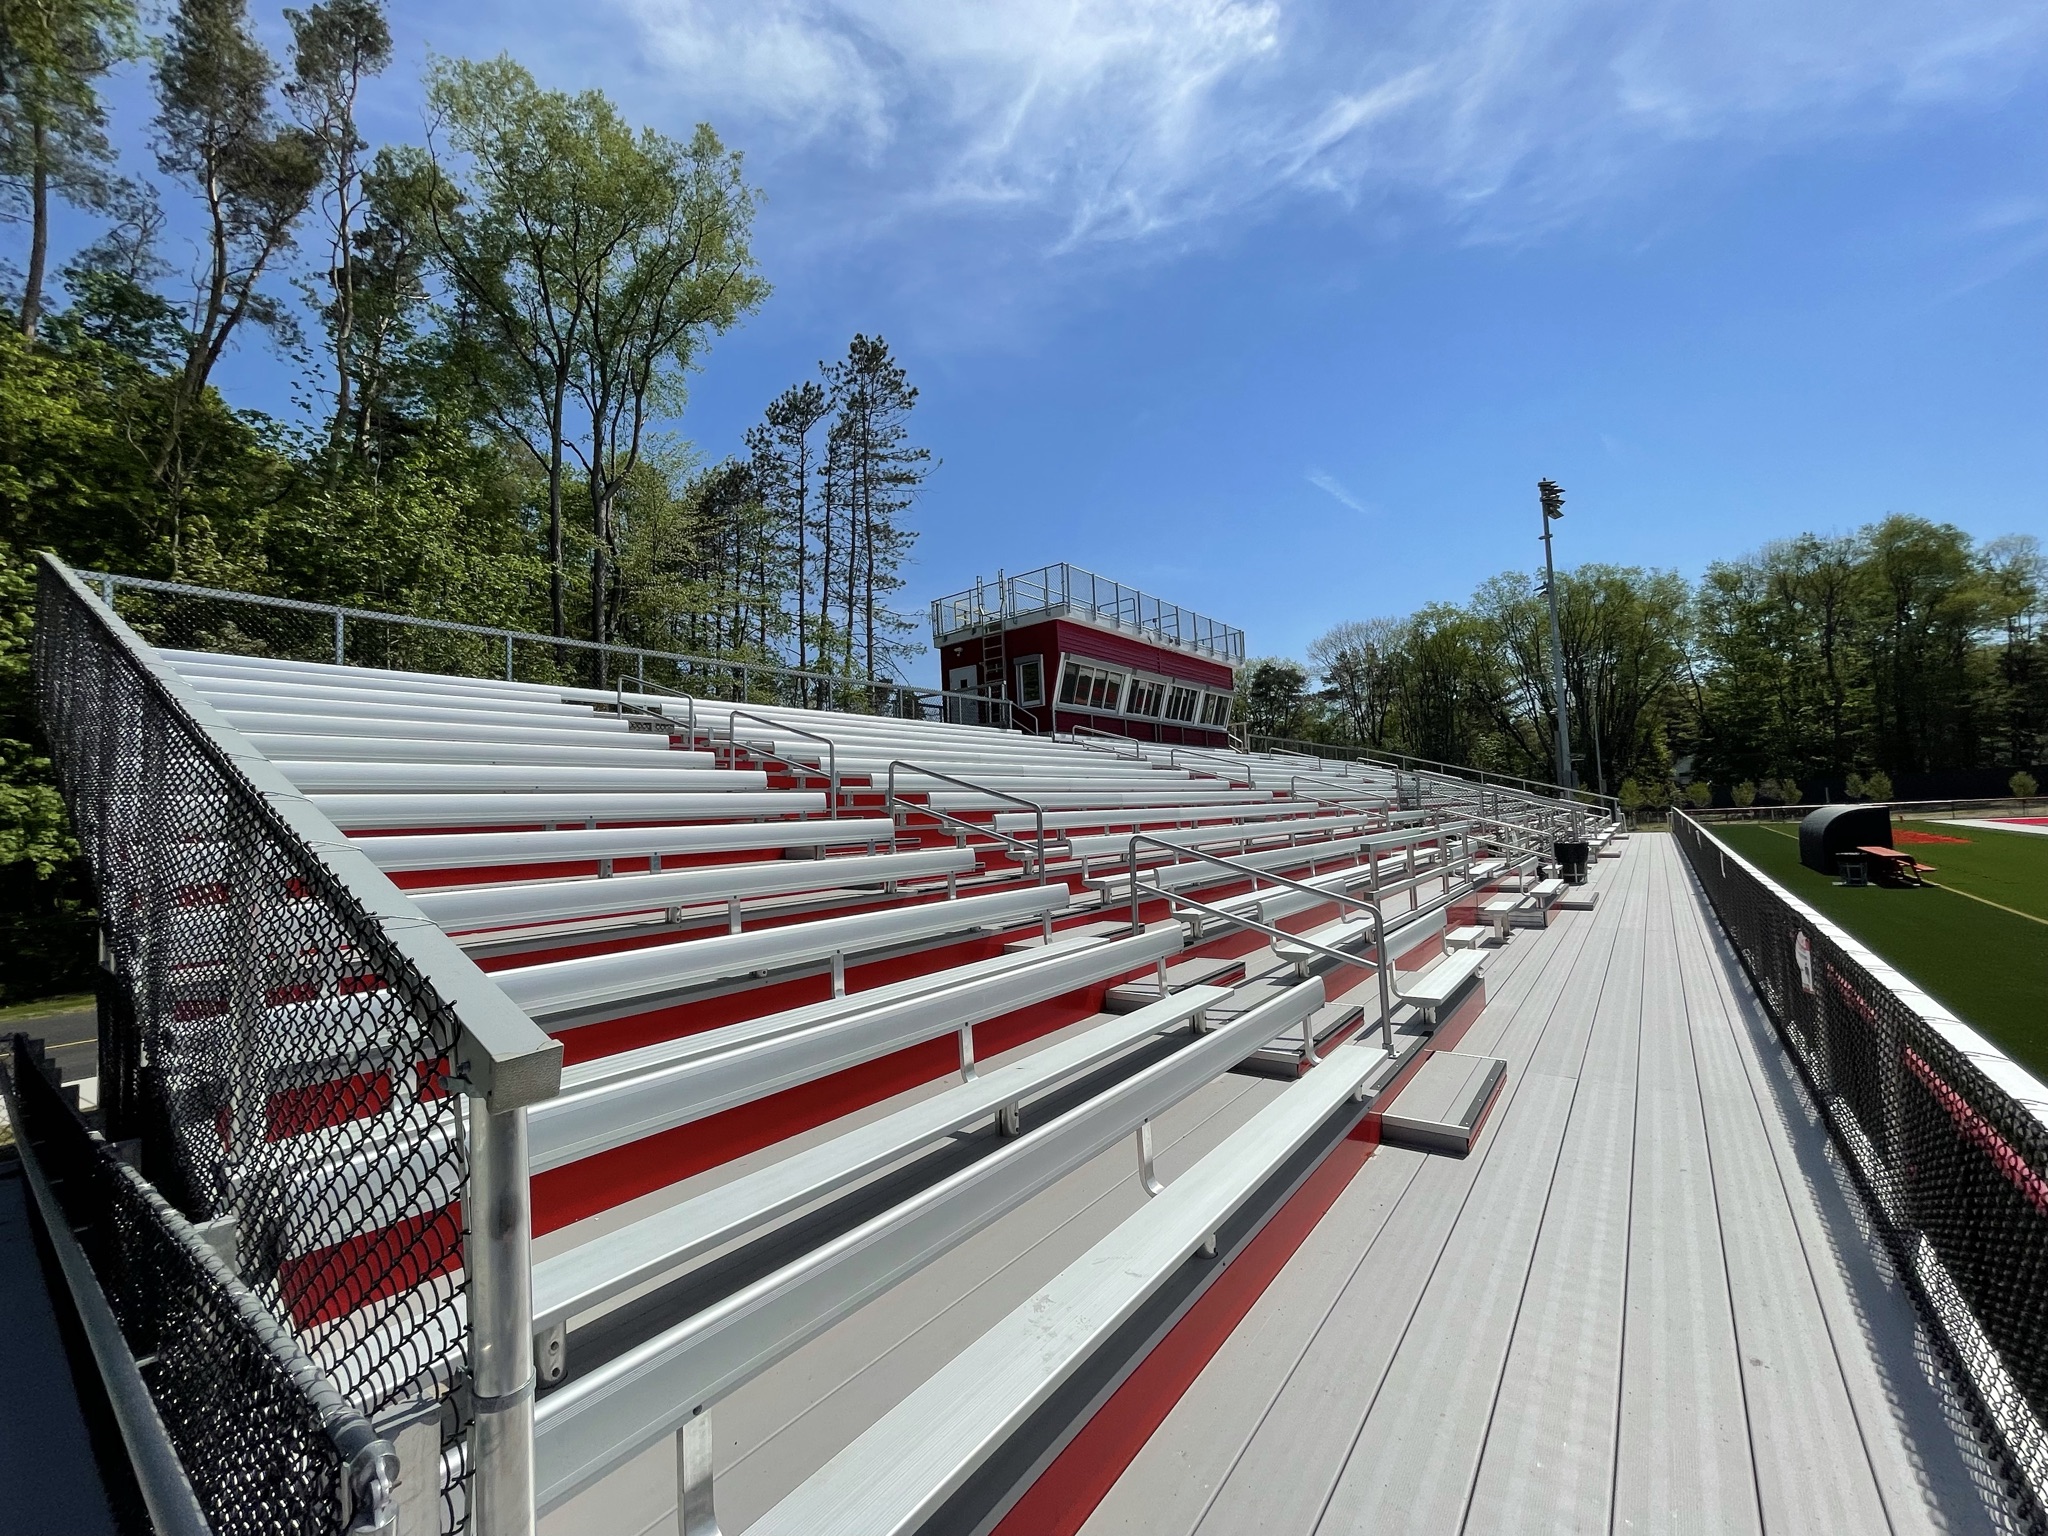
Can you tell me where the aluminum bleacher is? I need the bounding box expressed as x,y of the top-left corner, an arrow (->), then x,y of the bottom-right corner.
32,562 -> 2047,1536
27,573 -> 1623,1536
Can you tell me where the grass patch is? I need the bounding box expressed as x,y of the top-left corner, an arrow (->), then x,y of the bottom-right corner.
0,991 -> 94,1024
1709,821 -> 2048,1079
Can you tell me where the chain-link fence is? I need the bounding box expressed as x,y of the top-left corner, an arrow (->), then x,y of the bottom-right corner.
36,558 -> 482,1533
1674,812 -> 2048,1521
7,1035 -> 396,1534
80,568 -> 1013,727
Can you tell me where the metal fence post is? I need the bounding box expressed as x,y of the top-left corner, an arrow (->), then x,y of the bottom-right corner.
334,609 -> 346,666
504,633 -> 515,681
468,1098 -> 536,1536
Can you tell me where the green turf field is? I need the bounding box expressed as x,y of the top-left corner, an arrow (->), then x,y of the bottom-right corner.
1707,819 -> 2048,1078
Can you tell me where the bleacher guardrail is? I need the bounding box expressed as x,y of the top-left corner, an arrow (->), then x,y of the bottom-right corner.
1673,809 -> 2048,1519
35,554 -> 564,1536
76,567 -> 1013,730
1246,733 -> 1622,816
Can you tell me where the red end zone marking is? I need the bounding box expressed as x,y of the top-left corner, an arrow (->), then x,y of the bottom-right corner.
991,1117 -> 1380,1536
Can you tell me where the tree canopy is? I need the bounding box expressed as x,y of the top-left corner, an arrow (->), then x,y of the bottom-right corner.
1266,517 -> 2046,807
0,2 -> 935,999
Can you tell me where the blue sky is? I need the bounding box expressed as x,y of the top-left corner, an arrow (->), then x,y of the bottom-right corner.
41,0 -> 2048,673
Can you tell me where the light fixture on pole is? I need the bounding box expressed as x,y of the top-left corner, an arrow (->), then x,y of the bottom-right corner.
1537,479 -> 1574,792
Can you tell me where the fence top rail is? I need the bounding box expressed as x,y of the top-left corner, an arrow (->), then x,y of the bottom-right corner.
1245,733 -> 1622,814
82,567 -> 1001,713
1686,796 -> 2046,822
45,555 -> 563,1110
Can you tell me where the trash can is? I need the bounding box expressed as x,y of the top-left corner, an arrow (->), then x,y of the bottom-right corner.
1554,839 -> 1590,885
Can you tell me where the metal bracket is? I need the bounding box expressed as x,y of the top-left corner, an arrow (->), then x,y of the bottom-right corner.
997,1101 -> 1021,1136
370,1399 -> 441,1536
958,1021 -> 978,1083
537,1321 -> 566,1386
192,1214 -> 240,1278
1136,1119 -> 1165,1197
678,1410 -> 721,1536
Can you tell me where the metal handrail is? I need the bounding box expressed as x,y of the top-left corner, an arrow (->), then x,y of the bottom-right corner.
1119,833 -> 1398,1048
1064,724 -> 1151,761
723,708 -> 840,817
1249,734 -> 1625,817
885,761 -> 1049,887
1287,773 -> 1396,814
615,676 -> 696,741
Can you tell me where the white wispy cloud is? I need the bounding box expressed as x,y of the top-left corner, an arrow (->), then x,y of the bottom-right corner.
605,0 -> 2048,248
1306,469 -> 1368,514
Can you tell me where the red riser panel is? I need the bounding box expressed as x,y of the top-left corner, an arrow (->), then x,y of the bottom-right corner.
531,969 -> 1151,1233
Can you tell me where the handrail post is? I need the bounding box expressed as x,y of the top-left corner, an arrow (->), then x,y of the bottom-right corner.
469,1095 -> 537,1536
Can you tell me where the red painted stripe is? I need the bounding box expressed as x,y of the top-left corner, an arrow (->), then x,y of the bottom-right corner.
279,1204 -> 464,1329
532,970 -> 1149,1233
993,970 -> 1492,1534
991,1116 -> 1380,1536
391,847 -> 776,889
1902,1045 -> 2048,1215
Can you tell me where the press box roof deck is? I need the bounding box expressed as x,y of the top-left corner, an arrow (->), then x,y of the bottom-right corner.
931,563 -> 1243,744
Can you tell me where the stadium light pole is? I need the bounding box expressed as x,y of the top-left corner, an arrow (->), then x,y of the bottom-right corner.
1588,590 -> 1607,797
1538,479 -> 1574,792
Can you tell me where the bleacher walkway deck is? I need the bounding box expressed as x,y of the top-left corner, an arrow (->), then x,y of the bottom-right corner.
1084,834 -> 2017,1535
528,835 -> 2023,1536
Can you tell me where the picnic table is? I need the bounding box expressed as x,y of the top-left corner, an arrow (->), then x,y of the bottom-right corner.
1856,845 -> 1934,887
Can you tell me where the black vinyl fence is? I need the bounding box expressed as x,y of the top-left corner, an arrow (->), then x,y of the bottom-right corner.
35,557 -> 474,1532
1674,812 -> 2048,1519
8,1036 -> 393,1534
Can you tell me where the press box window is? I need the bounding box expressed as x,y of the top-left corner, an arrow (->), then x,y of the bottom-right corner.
1059,661 -> 1125,712
1014,655 -> 1045,707
1200,692 -> 1232,727
1164,686 -> 1200,722
1126,677 -> 1166,717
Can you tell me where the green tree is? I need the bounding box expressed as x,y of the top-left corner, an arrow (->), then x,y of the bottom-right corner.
1237,658 -> 1313,740
1308,617 -> 1401,747
152,0 -> 321,521
284,0 -> 392,453
822,334 -> 926,679
746,380 -> 827,669
0,0 -> 143,338
424,57 -> 764,656
1389,605 -> 1491,767
1857,516 -> 1991,774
